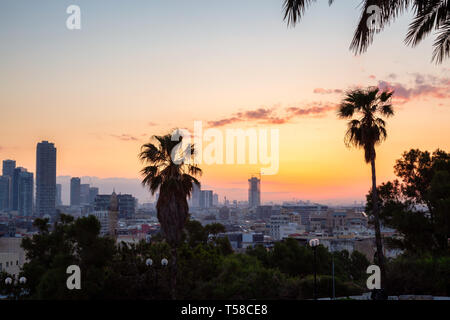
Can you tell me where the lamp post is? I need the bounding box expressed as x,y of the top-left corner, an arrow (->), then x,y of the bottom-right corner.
145,257 -> 168,298
332,254 -> 335,300
309,238 -> 320,300
4,276 -> 27,300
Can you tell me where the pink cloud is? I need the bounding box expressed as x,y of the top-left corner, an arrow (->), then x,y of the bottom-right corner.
313,88 -> 343,94
378,74 -> 450,104
208,103 -> 336,127
110,134 -> 139,142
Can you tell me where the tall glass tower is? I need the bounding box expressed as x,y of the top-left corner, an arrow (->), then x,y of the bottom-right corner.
2,160 -> 16,178
2,159 -> 15,210
36,141 -> 57,217
70,177 -> 81,206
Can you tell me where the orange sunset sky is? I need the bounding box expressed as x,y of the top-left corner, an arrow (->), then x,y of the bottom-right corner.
0,1 -> 449,204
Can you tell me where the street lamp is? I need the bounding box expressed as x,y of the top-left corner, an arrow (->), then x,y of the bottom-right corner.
145,257 -> 169,298
4,276 -> 27,300
309,238 -> 320,300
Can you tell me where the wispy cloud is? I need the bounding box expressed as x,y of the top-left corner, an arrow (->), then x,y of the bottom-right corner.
313,88 -> 343,94
378,73 -> 450,104
110,134 -> 140,142
207,103 -> 337,127
207,73 -> 449,128
286,103 -> 337,118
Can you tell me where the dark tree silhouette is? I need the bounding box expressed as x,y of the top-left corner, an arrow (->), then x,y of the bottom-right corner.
337,86 -> 394,294
139,132 -> 202,299
283,0 -> 450,63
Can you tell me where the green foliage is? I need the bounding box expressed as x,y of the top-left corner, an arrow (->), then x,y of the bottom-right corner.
386,255 -> 450,296
11,214 -> 450,299
366,149 -> 450,255
297,275 -> 362,299
19,214 -> 116,299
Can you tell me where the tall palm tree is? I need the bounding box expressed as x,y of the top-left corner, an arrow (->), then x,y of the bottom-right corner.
337,87 -> 394,294
139,133 -> 201,247
283,0 -> 450,63
139,132 -> 201,299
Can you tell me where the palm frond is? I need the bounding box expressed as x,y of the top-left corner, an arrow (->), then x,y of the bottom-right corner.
380,104 -> 394,116
432,19 -> 450,63
350,0 -> 412,54
338,103 -> 356,118
283,0 -> 321,26
405,0 -> 447,47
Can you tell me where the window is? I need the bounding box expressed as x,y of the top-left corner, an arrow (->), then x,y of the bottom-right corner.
16,260 -> 19,265
0,263 -> 2,271
6,261 -> 8,267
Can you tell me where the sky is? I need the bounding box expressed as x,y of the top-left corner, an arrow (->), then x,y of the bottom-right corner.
0,0 -> 449,205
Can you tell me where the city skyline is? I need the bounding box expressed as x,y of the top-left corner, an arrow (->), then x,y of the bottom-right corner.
0,0 -> 449,204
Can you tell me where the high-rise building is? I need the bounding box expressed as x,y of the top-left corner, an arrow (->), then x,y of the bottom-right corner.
80,184 -> 90,204
36,141 -> 57,217
0,176 -> 10,211
248,176 -> 261,208
2,160 -> 16,178
213,193 -> 219,206
56,184 -> 62,206
190,184 -> 200,208
12,167 -> 25,211
70,177 -> 81,206
2,160 -> 15,210
88,187 -> 99,204
12,167 -> 33,216
200,190 -> 213,209
17,170 -> 33,216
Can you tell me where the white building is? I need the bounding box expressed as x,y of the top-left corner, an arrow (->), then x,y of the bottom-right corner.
0,252 -> 20,276
268,215 -> 290,240
279,223 -> 306,239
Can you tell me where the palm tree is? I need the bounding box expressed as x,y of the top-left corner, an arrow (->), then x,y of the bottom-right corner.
139,132 -> 202,298
140,133 -> 201,246
283,0 -> 450,63
337,87 -> 394,295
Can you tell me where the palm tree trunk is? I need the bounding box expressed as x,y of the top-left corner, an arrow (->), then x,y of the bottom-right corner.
170,247 -> 177,300
370,157 -> 386,294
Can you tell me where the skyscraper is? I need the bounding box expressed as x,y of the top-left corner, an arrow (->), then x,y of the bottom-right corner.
17,170 -> 33,216
0,176 -> 10,211
80,184 -> 90,204
56,184 -> 62,206
70,177 -> 81,206
2,160 -> 16,178
2,160 -> 15,210
36,141 -> 57,217
12,167 -> 33,216
200,190 -> 213,209
248,176 -> 261,208
191,184 -> 201,208
88,187 -> 99,204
